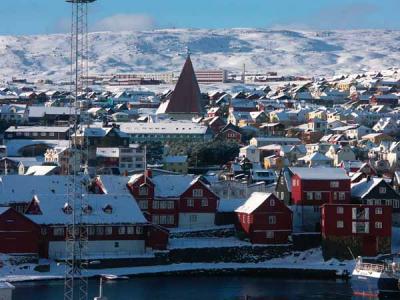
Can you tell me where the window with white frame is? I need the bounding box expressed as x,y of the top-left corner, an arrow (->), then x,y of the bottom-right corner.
152,215 -> 160,224
136,226 -> 143,234
96,227 -> 104,235
193,189 -> 203,197
160,201 -> 167,209
53,227 -> 64,236
314,192 -> 322,200
337,206 -> 344,214
153,201 -> 159,209
88,227 -> 95,236
330,181 -> 339,188
187,199 -> 194,207
105,227 -> 113,235
118,226 -> 126,235
394,200 -> 400,209
375,222 -> 383,229
139,200 -> 148,210
379,186 -> 387,194
375,207 -> 383,215
139,185 -> 148,196
338,192 -> 346,201
201,199 -> 208,207
336,221 -> 344,228
127,226 -> 134,234
306,192 -> 313,201
268,215 -> 276,225
266,231 -> 274,239
160,215 -> 167,224
270,199 -> 275,206
167,215 -> 174,224
167,201 -> 174,209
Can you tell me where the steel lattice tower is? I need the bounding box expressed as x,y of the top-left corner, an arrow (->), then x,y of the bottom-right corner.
64,1 -> 95,300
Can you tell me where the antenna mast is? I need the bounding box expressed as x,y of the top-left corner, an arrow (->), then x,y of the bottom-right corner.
64,1 -> 96,300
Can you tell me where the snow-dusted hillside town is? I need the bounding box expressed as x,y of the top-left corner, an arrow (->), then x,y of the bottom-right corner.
1,50 -> 400,286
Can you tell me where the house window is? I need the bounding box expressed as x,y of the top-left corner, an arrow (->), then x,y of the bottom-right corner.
105,227 -> 113,235
375,207 -> 383,215
375,222 -> 383,229
160,215 -> 167,224
53,227 -> 64,236
153,201 -> 159,209
266,231 -> 274,239
139,186 -> 148,196
152,215 -> 159,224
193,189 -> 203,197
136,226 -> 143,234
118,226 -> 126,235
314,192 -> 322,201
127,226 -> 134,235
167,201 -> 174,209
270,199 -> 275,206
41,228 -> 47,236
201,199 -> 208,207
337,206 -> 344,214
189,215 -> 197,223
330,181 -> 339,188
306,192 -> 313,201
379,187 -> 387,194
160,201 -> 167,209
187,199 -> 194,207
338,192 -> 346,201
167,215 -> 174,224
49,132 -> 55,137
268,215 -> 276,225
114,242 -> 119,248
40,132 -> 46,137
247,215 -> 251,224
96,227 -> 104,235
139,200 -> 148,210
336,221 -> 344,228
394,200 -> 400,209
88,227 -> 95,236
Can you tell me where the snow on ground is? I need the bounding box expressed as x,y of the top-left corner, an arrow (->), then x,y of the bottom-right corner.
0,248 -> 354,283
1,29 -> 400,82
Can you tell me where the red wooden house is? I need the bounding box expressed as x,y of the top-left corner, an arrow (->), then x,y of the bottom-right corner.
321,204 -> 392,259
128,173 -> 219,229
216,123 -> 242,143
0,207 -> 40,255
290,167 -> 351,232
235,193 -> 292,244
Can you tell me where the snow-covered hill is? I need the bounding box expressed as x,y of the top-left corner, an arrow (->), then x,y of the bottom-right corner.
0,28 -> 399,81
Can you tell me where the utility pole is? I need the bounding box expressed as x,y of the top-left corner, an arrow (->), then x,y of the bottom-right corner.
64,1 -> 96,300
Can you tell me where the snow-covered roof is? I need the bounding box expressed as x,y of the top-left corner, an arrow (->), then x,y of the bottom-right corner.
152,174 -> 199,197
351,177 -> 384,198
25,165 -> 57,176
4,139 -> 70,157
235,192 -> 272,214
119,122 -> 209,135
96,147 -> 120,158
27,194 -> 146,225
5,126 -> 70,133
95,175 -> 131,195
290,167 -> 349,180
0,175 -> 79,204
218,198 -> 246,212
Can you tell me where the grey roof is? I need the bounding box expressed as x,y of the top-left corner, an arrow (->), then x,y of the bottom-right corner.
289,167 -> 349,180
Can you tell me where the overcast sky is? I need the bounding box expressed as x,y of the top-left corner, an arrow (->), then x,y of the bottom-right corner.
1,0 -> 399,35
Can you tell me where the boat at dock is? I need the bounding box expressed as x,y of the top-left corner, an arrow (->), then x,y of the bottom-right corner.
351,256 -> 400,297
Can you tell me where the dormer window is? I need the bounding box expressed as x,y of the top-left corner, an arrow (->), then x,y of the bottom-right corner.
103,204 -> 113,214
82,204 -> 93,215
63,203 -> 73,215
139,185 -> 148,196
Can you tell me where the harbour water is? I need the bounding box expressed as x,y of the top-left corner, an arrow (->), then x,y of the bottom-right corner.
12,276 -> 375,300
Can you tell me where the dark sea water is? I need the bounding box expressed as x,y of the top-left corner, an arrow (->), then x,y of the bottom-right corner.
12,276 -> 378,300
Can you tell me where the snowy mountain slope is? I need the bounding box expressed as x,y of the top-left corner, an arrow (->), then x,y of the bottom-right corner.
0,28 -> 399,81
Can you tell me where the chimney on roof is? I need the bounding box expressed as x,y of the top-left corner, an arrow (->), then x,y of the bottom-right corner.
366,175 -> 371,182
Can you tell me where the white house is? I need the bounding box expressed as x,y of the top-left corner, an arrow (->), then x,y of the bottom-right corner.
239,145 -> 260,163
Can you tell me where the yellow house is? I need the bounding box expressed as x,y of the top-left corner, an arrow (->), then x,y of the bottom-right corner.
163,155 -> 188,174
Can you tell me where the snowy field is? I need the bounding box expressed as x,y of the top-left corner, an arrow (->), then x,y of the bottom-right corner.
1,29 -> 400,82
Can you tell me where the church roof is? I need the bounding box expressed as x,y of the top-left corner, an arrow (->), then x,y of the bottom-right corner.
158,55 -> 202,114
